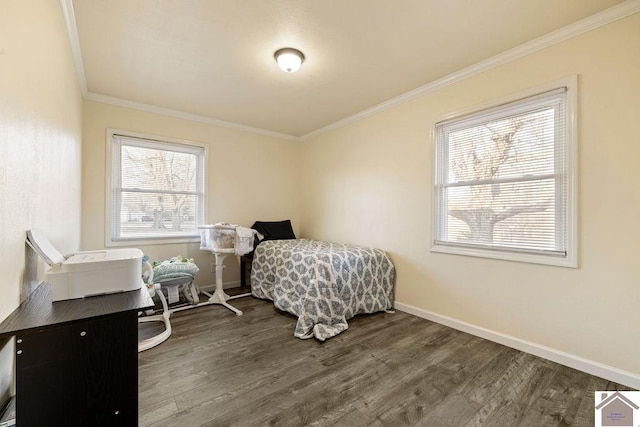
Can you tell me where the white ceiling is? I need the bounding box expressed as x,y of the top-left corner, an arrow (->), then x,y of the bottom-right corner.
70,0 -> 630,138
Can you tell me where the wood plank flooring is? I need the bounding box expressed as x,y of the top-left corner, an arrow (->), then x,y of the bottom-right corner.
138,292 -> 633,426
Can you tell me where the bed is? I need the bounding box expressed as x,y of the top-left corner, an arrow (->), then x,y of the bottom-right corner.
250,238 -> 395,340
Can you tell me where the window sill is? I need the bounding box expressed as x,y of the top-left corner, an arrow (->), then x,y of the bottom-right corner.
430,244 -> 577,268
106,236 -> 201,247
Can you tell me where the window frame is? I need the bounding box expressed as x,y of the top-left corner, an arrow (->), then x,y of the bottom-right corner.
431,76 -> 578,267
105,128 -> 207,247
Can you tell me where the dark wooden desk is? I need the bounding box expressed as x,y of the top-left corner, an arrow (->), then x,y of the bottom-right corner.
0,283 -> 153,427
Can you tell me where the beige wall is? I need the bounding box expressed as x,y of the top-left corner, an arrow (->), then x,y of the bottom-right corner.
0,0 -> 83,404
300,15 -> 640,377
4,2 -> 633,403
81,101 -> 300,287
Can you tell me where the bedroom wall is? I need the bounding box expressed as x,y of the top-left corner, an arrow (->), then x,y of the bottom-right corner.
0,0 -> 83,406
299,14 -> 640,382
81,101 -> 300,288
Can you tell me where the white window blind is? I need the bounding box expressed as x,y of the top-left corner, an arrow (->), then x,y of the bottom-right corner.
109,133 -> 205,243
433,84 -> 575,265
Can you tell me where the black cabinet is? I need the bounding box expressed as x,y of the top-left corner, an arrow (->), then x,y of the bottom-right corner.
0,283 -> 153,426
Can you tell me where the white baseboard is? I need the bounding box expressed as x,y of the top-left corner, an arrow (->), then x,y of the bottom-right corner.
394,301 -> 640,390
198,280 -> 242,293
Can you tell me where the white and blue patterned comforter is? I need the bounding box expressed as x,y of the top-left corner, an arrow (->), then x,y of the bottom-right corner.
251,239 -> 395,340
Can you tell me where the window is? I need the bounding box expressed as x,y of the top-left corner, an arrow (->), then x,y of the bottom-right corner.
432,77 -> 577,267
106,129 -> 206,245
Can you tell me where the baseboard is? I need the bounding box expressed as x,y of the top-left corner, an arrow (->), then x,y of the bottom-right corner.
394,301 -> 640,390
198,280 -> 242,293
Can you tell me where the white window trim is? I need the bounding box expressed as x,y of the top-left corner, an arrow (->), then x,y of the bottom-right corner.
430,75 -> 578,268
105,128 -> 208,247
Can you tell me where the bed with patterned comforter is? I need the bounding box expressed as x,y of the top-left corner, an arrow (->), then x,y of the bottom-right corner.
251,239 -> 395,340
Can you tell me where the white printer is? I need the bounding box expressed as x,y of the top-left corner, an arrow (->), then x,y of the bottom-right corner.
27,229 -> 143,302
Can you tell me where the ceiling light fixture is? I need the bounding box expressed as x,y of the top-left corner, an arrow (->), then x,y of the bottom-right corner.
274,48 -> 305,73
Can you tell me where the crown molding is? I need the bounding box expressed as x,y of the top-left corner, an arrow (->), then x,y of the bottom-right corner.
60,0 -> 87,95
84,92 -> 301,141
59,0 -> 299,141
300,0 -> 640,141
60,0 -> 640,142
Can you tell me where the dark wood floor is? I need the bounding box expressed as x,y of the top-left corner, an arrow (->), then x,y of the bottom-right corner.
138,291 -> 632,426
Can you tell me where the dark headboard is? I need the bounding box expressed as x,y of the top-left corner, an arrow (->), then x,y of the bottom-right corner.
251,220 -> 296,241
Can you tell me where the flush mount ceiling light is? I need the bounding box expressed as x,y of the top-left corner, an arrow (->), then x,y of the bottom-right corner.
274,48 -> 305,73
